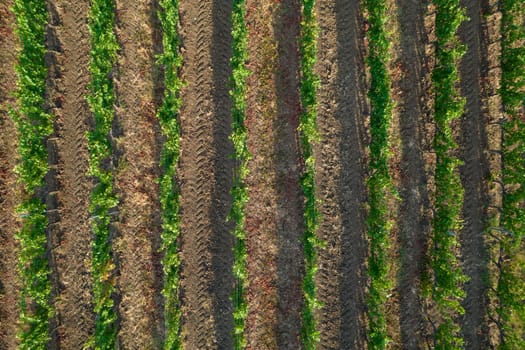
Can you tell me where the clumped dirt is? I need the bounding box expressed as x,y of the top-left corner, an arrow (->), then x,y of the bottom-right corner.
177,0 -> 234,348
43,0 -> 95,348
0,2 -> 21,349
314,0 -> 369,349
112,0 -> 164,347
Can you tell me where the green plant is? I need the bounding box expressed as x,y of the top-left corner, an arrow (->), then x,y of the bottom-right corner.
86,0 -> 119,347
156,0 -> 184,348
11,0 -> 54,348
429,1 -> 468,348
299,1 -> 322,349
363,1 -> 394,348
229,0 -> 250,349
497,0 -> 525,348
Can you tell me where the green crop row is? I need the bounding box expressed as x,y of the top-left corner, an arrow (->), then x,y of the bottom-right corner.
229,0 -> 250,349
85,0 -> 119,348
156,0 -> 183,349
299,1 -> 321,349
429,1 -> 468,348
363,1 -> 394,348
11,0 -> 54,348
497,0 -> 525,348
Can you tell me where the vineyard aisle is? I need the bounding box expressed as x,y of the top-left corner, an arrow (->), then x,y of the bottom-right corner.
0,1 -> 21,348
177,0 -> 234,348
46,0 -> 95,347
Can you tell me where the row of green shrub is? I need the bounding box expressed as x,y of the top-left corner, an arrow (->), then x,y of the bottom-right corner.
428,1 -> 468,348
85,0 -> 120,348
156,0 -> 183,349
498,0 -> 525,348
299,1 -> 322,349
363,1 -> 394,348
229,0 -> 250,349
11,0 -> 54,348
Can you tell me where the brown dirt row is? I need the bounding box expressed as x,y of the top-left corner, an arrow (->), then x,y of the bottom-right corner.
391,0 -> 434,348
244,1 -> 280,348
314,0 -> 369,349
0,1 -> 21,349
177,0 -> 234,348
112,0 -> 164,348
272,1 -> 305,349
458,0 -> 491,348
43,0 -> 95,347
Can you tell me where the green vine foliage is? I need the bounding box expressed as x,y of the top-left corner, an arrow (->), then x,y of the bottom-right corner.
430,1 -> 468,348
11,0 -> 54,348
156,0 -> 184,349
86,0 -> 119,348
498,0 -> 525,348
230,0 -> 250,349
299,1 -> 322,349
363,0 -> 394,348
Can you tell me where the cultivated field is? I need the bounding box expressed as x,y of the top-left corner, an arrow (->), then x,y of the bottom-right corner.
0,0 -> 524,349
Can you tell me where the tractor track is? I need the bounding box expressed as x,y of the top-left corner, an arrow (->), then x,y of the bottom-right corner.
178,0 -> 234,348
314,0 -> 369,348
393,0 -> 433,348
112,0 -> 164,347
45,0 -> 94,348
458,0 -> 491,348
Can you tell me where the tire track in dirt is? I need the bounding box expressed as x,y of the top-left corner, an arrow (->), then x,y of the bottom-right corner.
244,1 -> 280,348
458,0 -> 490,348
112,0 -> 164,347
44,0 -> 94,348
178,1 -> 233,347
210,0 -> 234,347
0,2 -> 21,348
273,1 -> 304,348
314,0 -> 369,348
392,0 -> 433,348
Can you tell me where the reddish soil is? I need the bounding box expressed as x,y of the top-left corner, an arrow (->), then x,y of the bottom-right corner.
391,0 -> 434,348
0,2 -> 21,349
112,0 -> 164,347
43,0 -> 95,348
314,0 -> 369,349
177,0 -> 234,348
458,0 -> 491,348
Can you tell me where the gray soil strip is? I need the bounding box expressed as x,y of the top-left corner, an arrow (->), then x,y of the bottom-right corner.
458,0 -> 491,348
314,0 -> 369,348
112,0 -> 164,347
0,2 -> 21,348
244,1 -> 280,348
393,0 -> 433,348
178,0 -> 234,348
44,0 -> 95,347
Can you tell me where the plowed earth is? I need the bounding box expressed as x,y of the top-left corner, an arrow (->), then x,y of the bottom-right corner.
0,0 -> 509,349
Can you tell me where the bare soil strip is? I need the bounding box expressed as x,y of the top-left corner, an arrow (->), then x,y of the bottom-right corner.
0,2 -> 21,349
313,1 -> 369,348
272,1 -> 304,348
392,0 -> 433,348
458,0 -> 491,348
112,0 -> 164,348
178,0 -> 234,347
244,1 -> 280,348
41,0 -> 95,348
